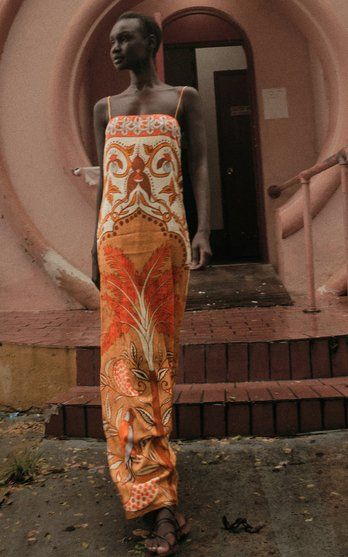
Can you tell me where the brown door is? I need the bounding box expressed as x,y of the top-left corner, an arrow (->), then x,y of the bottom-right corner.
213,70 -> 260,260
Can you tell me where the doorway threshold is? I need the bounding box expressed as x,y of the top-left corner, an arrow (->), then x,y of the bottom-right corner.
186,263 -> 292,311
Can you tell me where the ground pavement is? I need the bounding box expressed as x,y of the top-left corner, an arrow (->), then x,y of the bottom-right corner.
0,412 -> 347,557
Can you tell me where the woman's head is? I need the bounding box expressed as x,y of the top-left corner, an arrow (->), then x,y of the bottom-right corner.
110,12 -> 162,70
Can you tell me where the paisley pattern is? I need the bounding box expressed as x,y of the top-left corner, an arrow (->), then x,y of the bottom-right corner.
97,109 -> 191,519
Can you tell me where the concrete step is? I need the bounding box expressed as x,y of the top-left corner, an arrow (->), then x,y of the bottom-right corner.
45,376 -> 348,440
76,336 -> 348,386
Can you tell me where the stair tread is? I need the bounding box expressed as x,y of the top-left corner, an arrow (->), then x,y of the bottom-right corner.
47,376 -> 348,406
45,376 -> 348,440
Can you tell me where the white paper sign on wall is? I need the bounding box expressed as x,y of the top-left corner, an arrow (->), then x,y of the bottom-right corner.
262,87 -> 289,119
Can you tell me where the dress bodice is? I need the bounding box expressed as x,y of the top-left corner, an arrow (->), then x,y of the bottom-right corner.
97,113 -> 190,265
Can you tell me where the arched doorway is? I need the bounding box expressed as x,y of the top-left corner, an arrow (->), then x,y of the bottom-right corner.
163,8 -> 267,264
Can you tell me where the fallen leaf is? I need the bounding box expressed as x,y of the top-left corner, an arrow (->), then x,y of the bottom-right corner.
272,460 -> 288,471
26,529 -> 39,538
82,542 -> 89,549
132,528 -> 150,538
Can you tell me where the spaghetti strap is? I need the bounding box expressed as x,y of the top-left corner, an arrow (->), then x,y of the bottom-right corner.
107,96 -> 111,120
174,86 -> 187,120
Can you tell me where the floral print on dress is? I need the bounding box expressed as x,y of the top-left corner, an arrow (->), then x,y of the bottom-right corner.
98,114 -> 189,519
124,477 -> 159,512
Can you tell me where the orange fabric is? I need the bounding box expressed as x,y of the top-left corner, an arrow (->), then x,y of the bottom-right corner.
97,110 -> 191,519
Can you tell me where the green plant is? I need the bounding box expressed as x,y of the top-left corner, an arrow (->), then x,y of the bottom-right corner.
0,445 -> 43,486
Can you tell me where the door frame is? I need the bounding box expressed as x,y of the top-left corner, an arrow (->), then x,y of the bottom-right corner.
162,7 -> 268,262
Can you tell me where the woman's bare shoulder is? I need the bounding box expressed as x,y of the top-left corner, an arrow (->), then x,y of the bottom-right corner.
181,86 -> 201,110
93,97 -> 108,123
162,84 -> 199,104
181,85 -> 199,97
172,85 -> 200,105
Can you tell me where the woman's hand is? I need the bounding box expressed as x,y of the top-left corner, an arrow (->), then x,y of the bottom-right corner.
189,230 -> 212,270
91,243 -> 100,291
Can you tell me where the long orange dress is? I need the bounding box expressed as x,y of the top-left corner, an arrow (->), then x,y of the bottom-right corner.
97,88 -> 191,519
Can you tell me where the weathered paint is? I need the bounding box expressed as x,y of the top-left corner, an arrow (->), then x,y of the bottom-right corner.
0,344 -> 77,409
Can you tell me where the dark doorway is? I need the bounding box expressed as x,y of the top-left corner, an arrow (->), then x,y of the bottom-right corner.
163,9 -> 267,264
214,70 -> 259,260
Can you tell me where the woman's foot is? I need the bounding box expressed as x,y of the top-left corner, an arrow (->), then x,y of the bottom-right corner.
144,505 -> 189,555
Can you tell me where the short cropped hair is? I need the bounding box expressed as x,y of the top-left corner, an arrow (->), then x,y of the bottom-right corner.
117,12 -> 162,57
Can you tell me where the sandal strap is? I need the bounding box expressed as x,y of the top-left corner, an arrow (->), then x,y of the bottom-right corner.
154,507 -> 179,526
157,506 -> 179,524
156,516 -> 180,530
165,508 -> 189,536
148,531 -> 176,544
155,517 -> 181,533
148,510 -> 181,547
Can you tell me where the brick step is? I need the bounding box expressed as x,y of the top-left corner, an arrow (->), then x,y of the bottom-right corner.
45,376 -> 348,440
76,336 -> 348,386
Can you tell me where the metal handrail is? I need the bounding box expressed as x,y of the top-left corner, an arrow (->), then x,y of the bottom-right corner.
268,146 -> 348,313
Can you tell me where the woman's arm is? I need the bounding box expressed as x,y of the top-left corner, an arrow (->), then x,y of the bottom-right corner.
181,86 -> 212,269
91,97 -> 107,289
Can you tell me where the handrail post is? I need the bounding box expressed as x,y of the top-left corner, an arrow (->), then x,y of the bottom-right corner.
301,177 -> 320,313
339,158 -> 348,296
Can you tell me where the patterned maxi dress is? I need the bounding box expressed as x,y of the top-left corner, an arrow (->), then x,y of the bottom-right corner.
97,87 -> 191,519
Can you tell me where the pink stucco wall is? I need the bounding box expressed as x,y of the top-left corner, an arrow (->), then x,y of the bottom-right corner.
0,0 -> 346,310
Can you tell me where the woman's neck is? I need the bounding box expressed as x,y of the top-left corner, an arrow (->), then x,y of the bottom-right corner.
128,59 -> 161,92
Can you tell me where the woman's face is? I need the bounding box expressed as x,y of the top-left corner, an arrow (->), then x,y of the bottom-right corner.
109,18 -> 153,70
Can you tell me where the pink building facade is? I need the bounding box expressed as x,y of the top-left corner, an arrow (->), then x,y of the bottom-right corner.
1,0 -> 348,311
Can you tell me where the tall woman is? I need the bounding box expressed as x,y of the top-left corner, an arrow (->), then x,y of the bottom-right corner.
92,12 -> 211,556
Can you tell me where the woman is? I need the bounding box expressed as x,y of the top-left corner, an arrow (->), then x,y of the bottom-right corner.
91,11 -> 211,556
